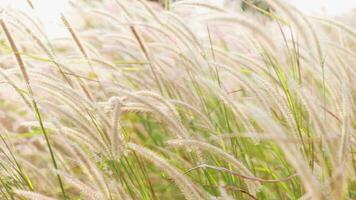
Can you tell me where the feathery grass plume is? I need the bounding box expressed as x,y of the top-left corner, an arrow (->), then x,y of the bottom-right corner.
5,10 -> 74,88
171,0 -> 225,12
60,13 -> 104,100
111,89 -> 190,139
54,170 -> 106,200
0,18 -> 67,199
130,26 -> 164,93
127,142 -> 208,200
15,190 -> 56,200
108,96 -> 125,158
186,164 -> 296,183
167,139 -> 260,195
59,140 -> 112,199
0,127 -> 33,189
241,102 -> 324,199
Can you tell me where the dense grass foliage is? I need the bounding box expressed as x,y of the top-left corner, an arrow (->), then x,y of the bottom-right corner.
0,0 -> 355,199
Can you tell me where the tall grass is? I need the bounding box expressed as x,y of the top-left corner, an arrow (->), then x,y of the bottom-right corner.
0,0 -> 355,199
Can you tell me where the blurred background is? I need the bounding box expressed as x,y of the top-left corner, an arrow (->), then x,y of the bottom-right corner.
0,0 -> 355,37
1,0 -> 356,16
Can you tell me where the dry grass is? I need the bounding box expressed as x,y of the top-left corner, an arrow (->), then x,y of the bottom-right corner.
0,0 -> 355,199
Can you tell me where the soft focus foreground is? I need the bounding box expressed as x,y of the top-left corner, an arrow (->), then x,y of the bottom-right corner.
0,0 -> 355,199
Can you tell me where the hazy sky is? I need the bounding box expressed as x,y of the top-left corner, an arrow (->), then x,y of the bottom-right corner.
0,0 -> 355,37
1,0 -> 356,16
213,0 -> 356,15
287,0 -> 356,15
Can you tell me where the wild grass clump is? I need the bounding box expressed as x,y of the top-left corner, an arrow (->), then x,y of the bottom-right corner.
0,0 -> 355,199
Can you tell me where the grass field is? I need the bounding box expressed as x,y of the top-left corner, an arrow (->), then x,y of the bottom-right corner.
0,0 -> 355,199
